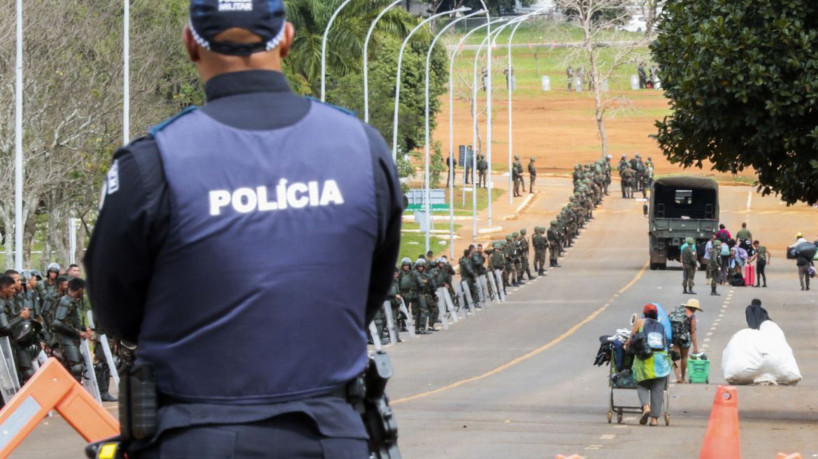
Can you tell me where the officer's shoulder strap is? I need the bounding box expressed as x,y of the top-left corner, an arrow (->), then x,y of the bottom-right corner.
304,96 -> 357,117
147,106 -> 200,137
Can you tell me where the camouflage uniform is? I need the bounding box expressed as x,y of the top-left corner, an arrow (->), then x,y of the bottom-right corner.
682,238 -> 698,294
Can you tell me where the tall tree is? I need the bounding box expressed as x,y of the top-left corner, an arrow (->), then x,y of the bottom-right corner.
431,0 -> 536,15
652,0 -> 818,204
555,0 -> 647,158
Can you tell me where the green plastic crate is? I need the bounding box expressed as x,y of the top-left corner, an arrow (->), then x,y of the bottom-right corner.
688,358 -> 710,384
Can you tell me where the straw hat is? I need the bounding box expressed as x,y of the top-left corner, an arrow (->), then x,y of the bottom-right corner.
682,298 -> 703,311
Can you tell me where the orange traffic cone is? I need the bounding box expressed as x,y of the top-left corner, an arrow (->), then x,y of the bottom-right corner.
700,385 -> 741,459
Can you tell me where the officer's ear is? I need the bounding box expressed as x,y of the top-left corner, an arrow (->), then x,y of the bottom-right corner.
183,27 -> 201,63
277,22 -> 295,59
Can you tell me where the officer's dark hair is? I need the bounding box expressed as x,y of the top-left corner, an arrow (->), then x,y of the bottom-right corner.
463,249 -> 470,257
468,244 -> 475,250
418,254 -> 425,260
0,277 -> 14,289
753,240 -> 759,245
3,269 -> 18,276
426,251 -> 433,257
68,264 -> 79,270
477,244 -> 483,248
68,277 -> 85,292
56,276 -> 68,286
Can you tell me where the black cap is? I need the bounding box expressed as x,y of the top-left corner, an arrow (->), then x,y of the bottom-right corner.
189,0 -> 286,56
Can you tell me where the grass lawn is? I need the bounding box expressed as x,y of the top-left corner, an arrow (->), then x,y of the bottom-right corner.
399,224 -> 463,262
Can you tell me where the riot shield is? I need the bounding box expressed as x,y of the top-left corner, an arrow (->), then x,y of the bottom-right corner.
454,283 -> 468,319
382,301 -> 397,346
0,338 -> 19,403
397,299 -> 416,338
477,275 -> 492,307
486,271 -> 500,303
474,275 -> 486,308
494,269 -> 507,302
368,322 -> 383,351
434,289 -> 450,331
87,312 -> 120,387
440,288 -> 459,323
460,281 -> 476,313
79,339 -> 102,403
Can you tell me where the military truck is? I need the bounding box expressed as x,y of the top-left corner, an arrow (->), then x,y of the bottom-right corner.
648,176 -> 719,270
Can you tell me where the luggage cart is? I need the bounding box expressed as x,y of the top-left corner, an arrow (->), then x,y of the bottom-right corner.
606,359 -> 670,425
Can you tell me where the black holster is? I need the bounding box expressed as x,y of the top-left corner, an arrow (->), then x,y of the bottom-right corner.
348,351 -> 401,459
85,364 -> 157,459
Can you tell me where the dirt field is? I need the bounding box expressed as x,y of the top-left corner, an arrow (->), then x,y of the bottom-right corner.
432,88 -> 755,183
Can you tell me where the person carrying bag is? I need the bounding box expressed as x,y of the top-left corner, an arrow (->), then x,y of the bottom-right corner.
625,304 -> 671,426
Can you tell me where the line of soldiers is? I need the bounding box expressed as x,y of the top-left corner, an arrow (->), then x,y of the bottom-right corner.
0,264 -> 131,404
374,160 -> 610,345
617,153 -> 654,199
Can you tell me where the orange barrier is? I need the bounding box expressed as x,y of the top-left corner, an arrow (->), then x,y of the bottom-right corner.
776,454 -> 802,459
0,358 -> 119,458
700,385 -> 741,459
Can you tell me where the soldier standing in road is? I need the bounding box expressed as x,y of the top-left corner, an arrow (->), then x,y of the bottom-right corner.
548,221 -> 562,268
528,157 -> 537,193
519,229 -> 533,280
52,278 -> 91,382
489,243 -> 506,293
512,155 -> 524,196
476,153 -> 488,188
707,241 -> 723,296
414,259 -> 437,332
621,165 -> 635,199
398,258 -> 422,334
682,237 -> 698,294
459,248 -> 478,307
750,240 -> 769,288
386,268 -> 402,343
471,244 -> 488,306
532,227 -> 548,276
504,236 -> 519,286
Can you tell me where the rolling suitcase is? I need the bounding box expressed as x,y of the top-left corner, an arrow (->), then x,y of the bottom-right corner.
744,264 -> 755,286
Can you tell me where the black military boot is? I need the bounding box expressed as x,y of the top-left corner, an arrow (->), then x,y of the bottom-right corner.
683,287 -> 688,294
710,284 -> 719,296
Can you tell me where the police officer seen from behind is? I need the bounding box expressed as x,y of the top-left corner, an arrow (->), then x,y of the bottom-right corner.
85,1 -> 403,457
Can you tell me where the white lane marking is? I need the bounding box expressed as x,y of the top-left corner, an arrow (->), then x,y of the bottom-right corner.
600,434 -> 615,440
747,191 -> 753,214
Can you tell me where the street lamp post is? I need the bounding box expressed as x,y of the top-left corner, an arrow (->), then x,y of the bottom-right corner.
505,8 -> 550,206
423,10 -> 486,253
124,0 -> 130,144
14,0 -> 23,270
364,0 -> 403,123
391,7 -> 470,160
447,18 -> 507,258
321,0 -> 354,102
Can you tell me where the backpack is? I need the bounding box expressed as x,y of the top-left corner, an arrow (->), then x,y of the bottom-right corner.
669,306 -> 691,345
643,318 -> 667,351
720,243 -> 730,256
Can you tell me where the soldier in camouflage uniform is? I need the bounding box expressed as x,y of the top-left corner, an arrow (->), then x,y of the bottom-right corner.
476,153 -> 488,188
397,258 -> 424,334
532,226 -> 548,276
512,233 -> 525,284
489,242 -> 506,294
519,228 -> 534,280
548,221 -> 562,268
512,156 -> 523,197
528,157 -> 537,193
503,235 -> 519,286
414,259 -> 437,332
682,237 -> 698,294
707,241 -> 722,296
52,278 -> 91,382
459,247 -> 478,306
621,165 -> 635,199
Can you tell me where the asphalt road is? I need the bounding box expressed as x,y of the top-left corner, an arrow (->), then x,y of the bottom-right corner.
10,180 -> 818,458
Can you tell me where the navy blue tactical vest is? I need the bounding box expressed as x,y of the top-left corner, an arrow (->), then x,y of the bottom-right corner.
139,103 -> 378,404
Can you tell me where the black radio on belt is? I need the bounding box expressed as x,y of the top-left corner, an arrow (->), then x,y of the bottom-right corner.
347,351 -> 401,459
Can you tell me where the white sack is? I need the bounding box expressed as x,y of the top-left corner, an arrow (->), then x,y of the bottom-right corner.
722,321 -> 802,386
